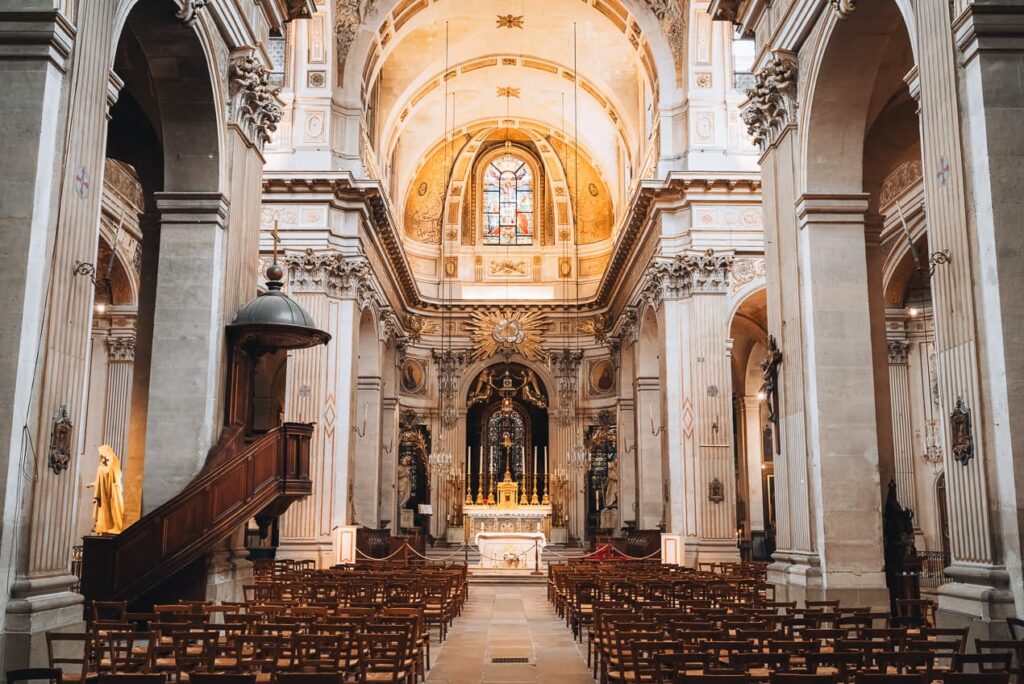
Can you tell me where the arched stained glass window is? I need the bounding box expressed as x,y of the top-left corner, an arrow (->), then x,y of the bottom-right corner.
482,153 -> 533,245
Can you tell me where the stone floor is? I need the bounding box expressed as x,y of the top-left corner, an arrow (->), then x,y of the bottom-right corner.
425,585 -> 595,683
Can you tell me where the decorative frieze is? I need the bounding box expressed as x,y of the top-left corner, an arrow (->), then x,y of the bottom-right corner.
229,55 -> 283,147
880,160 -> 923,208
286,249 -> 373,301
336,0 -> 378,77
731,258 -> 767,293
741,55 -> 798,152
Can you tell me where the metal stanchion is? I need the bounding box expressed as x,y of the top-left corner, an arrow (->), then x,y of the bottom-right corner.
531,539 -> 542,575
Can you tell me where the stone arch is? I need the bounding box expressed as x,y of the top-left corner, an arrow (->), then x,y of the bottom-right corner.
800,0 -> 915,195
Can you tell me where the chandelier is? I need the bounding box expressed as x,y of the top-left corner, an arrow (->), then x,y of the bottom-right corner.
567,444 -> 591,473
428,449 -> 454,478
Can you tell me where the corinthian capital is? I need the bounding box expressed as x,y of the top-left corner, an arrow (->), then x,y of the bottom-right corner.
229,54 -> 282,148
641,249 -> 735,306
106,335 -> 136,362
741,53 -> 798,152
286,249 -> 373,300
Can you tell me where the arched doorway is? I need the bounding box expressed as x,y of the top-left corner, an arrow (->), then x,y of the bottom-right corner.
465,363 -> 549,504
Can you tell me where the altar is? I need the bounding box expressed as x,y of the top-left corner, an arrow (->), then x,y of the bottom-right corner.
463,504 -> 552,540
475,531 -> 546,569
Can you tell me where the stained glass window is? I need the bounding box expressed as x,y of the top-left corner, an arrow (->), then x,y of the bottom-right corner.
482,154 -> 533,246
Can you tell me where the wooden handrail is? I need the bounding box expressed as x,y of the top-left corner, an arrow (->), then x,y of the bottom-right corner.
81,422 -> 313,604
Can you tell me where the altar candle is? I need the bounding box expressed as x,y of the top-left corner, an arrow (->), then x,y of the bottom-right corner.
533,447 -> 537,476
543,446 -> 547,472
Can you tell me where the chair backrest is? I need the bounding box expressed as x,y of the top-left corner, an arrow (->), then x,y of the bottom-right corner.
941,675 -> 1009,684
46,632 -> 91,676
952,652 -> 1013,674
275,675 -> 344,684
97,676 -> 165,684
769,675 -> 836,684
189,675 -> 258,684
1007,617 -> 1024,641
853,675 -> 925,684
6,669 -> 62,684
677,675 -> 750,683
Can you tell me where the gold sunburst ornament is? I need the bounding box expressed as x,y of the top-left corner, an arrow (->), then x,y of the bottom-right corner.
496,14 -> 524,29
467,309 -> 546,362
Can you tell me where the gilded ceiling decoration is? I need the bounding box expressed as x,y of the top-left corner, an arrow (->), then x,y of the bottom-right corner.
496,14 -> 524,29
547,137 -> 613,245
496,87 -> 521,98
403,134 -> 470,244
466,308 -> 547,362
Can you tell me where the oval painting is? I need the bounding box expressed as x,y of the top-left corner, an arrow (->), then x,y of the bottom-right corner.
589,359 -> 615,395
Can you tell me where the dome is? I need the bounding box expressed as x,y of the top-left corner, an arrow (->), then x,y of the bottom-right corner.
228,263 -> 331,353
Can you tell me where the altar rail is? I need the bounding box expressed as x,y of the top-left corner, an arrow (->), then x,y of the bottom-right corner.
81,422 -> 313,606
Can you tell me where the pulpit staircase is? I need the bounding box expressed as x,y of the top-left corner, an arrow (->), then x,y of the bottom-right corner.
80,422 -> 313,607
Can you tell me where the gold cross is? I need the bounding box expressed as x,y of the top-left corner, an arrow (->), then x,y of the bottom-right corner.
496,14 -> 524,29
271,211 -> 281,262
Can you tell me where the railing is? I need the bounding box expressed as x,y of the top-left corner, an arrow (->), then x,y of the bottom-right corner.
81,422 -> 313,604
916,550 -> 950,591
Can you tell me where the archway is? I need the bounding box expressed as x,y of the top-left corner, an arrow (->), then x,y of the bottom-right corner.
465,362 -> 550,504
103,0 -> 223,522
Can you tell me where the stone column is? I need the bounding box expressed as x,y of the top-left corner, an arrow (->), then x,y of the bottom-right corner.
887,339 -> 918,514
0,3 -> 120,670
740,396 -> 765,536
278,251 -> 366,565
646,251 -> 740,565
616,396 -> 637,532
102,332 -> 135,458
948,2 -> 1024,626
790,195 -> 887,606
352,375 -> 381,527
634,376 -> 665,531
379,396 -> 399,529
142,193 -> 229,514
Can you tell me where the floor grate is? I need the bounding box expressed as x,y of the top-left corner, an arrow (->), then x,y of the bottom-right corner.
491,657 -> 531,664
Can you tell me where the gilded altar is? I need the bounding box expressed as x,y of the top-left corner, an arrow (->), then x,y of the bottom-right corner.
464,504 -> 552,540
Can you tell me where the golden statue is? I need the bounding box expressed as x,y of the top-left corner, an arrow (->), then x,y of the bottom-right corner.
521,369 -> 547,408
468,369 -> 494,406
88,445 -> 125,535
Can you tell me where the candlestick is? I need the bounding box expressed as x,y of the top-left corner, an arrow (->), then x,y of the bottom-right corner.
531,473 -> 540,505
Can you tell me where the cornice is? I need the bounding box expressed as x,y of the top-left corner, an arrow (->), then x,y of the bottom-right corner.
263,172 -> 761,316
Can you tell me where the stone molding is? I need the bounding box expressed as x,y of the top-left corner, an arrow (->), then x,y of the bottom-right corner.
640,249 -> 735,309
106,335 -> 136,363
286,249 -> 373,302
229,54 -> 283,148
378,306 -> 407,347
741,54 -> 798,152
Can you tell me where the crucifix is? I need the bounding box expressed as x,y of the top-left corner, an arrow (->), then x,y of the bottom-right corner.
760,335 -> 783,454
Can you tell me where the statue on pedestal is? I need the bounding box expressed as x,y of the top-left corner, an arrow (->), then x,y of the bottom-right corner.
88,444 -> 125,535
396,454 -> 413,509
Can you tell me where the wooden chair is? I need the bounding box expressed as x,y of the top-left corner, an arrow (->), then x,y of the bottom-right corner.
673,676 -> 749,683
769,675 -> 836,684
358,631 -> 410,684
275,675 -> 343,684
7,669 -> 63,684
852,676 -> 924,684
1007,617 -> 1024,641
46,632 -> 95,684
951,652 -> 1013,675
189,675 -> 257,684
940,676 -> 1009,684
97,632 -> 156,674
96,677 -> 167,684
655,652 -> 713,683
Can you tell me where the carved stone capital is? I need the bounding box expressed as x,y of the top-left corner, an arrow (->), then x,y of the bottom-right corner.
106,335 -> 136,362
229,54 -> 282,148
286,249 -> 372,300
642,249 -> 735,306
887,339 -> 911,365
741,54 -> 798,152
378,306 -> 407,346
